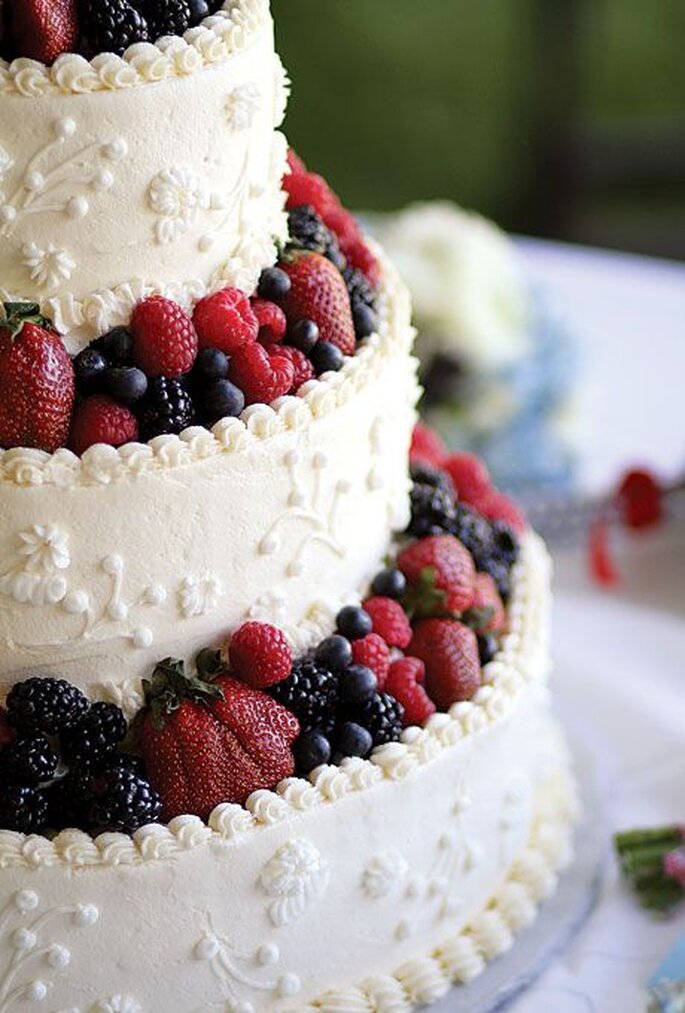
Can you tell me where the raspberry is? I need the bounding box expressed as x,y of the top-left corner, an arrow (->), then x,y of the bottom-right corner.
398,534 -> 476,614
229,342 -> 294,406
468,573 -> 506,634
617,469 -> 663,529
410,422 -> 447,469
479,490 -> 526,535
344,238 -> 381,288
443,452 -> 491,506
131,296 -> 198,377
362,597 -> 412,649
69,395 -> 139,456
269,346 -> 314,392
286,148 -> 308,179
409,618 -> 481,710
193,289 -> 259,355
251,299 -> 287,345
284,170 -> 336,217
385,659 -> 436,728
351,633 -> 390,690
229,621 -> 293,690
323,205 -> 361,252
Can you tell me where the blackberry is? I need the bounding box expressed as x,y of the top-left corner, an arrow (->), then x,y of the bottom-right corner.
139,377 -> 195,440
61,702 -> 127,772
46,769 -> 94,831
0,784 -> 48,834
349,692 -> 404,748
6,677 -> 89,736
78,0 -> 149,57
1,735 -> 59,786
85,766 -> 162,835
491,521 -> 519,566
270,657 -> 339,736
287,205 -> 345,269
343,267 -> 378,341
450,503 -> 495,571
138,0 -> 193,41
410,463 -> 453,497
408,479 -> 456,537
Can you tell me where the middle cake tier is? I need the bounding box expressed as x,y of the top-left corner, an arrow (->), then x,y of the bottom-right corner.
0,253 -> 419,703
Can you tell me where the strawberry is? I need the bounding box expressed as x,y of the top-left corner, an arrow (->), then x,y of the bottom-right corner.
362,596 -> 412,649
385,658 -> 436,727
467,573 -> 506,634
251,299 -> 287,345
351,633 -> 390,690
410,422 -> 447,469
140,660 -> 299,822
8,0 -> 78,64
398,534 -> 476,615
0,708 -> 16,750
443,452 -> 491,506
69,395 -> 138,456
616,468 -> 663,530
193,288 -> 258,355
131,296 -> 198,378
280,253 -> 355,355
479,490 -> 526,534
0,303 -> 75,453
409,619 -> 481,710
228,622 -> 292,690
228,342 -> 294,406
269,345 -> 314,392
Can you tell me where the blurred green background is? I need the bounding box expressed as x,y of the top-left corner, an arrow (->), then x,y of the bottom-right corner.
274,0 -> 685,259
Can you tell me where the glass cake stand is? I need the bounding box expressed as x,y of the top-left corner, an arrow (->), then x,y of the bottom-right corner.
430,730 -> 607,1012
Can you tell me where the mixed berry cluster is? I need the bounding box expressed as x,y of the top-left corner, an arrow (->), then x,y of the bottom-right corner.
0,677 -> 160,836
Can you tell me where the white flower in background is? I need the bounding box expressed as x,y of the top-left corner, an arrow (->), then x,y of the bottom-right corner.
17,524 -> 70,573
178,573 -> 222,618
260,839 -> 330,927
368,201 -> 531,370
361,851 -> 409,899
148,167 -> 210,244
91,997 -> 142,1013
22,241 -> 75,290
225,82 -> 261,131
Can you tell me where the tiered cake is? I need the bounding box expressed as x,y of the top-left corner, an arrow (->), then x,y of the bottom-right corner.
0,2 -> 577,1010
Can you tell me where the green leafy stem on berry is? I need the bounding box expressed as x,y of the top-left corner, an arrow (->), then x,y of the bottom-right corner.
401,565 -> 459,622
141,657 -> 225,732
2,301 -> 53,339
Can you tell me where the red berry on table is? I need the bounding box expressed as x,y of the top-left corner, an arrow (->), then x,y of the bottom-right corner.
616,468 -> 663,530
410,423 -> 447,470
397,534 -> 476,614
269,345 -> 314,393
228,342 -> 294,406
251,299 -> 287,345
8,0 -> 78,64
280,253 -> 355,356
0,305 -> 75,453
69,395 -> 139,455
362,596 -> 412,649
228,621 -> 292,690
409,618 -> 481,710
469,573 -> 506,634
385,658 -> 436,727
131,296 -> 198,378
443,452 -> 491,506
351,633 -> 390,690
193,288 -> 259,355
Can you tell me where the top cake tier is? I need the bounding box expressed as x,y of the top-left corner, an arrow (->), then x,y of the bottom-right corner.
0,0 -> 289,352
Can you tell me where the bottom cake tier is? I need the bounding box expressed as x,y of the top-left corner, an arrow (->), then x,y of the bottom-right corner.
0,534 -> 578,1013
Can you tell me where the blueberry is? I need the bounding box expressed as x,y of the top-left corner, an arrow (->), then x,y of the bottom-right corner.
337,721 -> 373,759
106,367 -> 148,405
336,605 -> 372,641
478,634 -> 498,666
258,266 -> 291,302
288,319 -> 319,354
97,327 -> 133,365
371,568 -> 406,599
73,348 -> 107,393
340,664 -> 377,703
188,0 -> 210,24
353,304 -> 377,340
315,634 -> 352,672
199,379 -> 245,423
194,347 -> 229,382
293,730 -> 331,773
310,341 -> 344,374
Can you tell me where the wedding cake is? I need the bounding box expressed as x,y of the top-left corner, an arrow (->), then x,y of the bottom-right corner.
0,2 -> 577,1010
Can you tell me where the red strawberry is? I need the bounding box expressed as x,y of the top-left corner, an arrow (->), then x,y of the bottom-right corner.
479,490 -> 526,534
269,345 -> 314,392
409,619 -> 481,710
343,237 -> 381,288
280,253 -> 355,355
131,296 -> 198,378
616,468 -> 663,530
229,342 -> 294,406
8,0 -> 78,64
69,395 -> 138,456
251,299 -> 287,345
0,305 -> 75,453
385,658 -> 436,727
140,660 -> 299,822
193,288 -> 258,355
228,621 -> 292,690
351,633 -> 390,690
468,573 -> 506,634
443,452 -> 491,506
0,708 -> 16,750
410,422 -> 447,469
398,535 -> 476,614
362,596 -> 412,649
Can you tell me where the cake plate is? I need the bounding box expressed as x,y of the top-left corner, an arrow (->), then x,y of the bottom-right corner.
431,728 -> 606,1012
